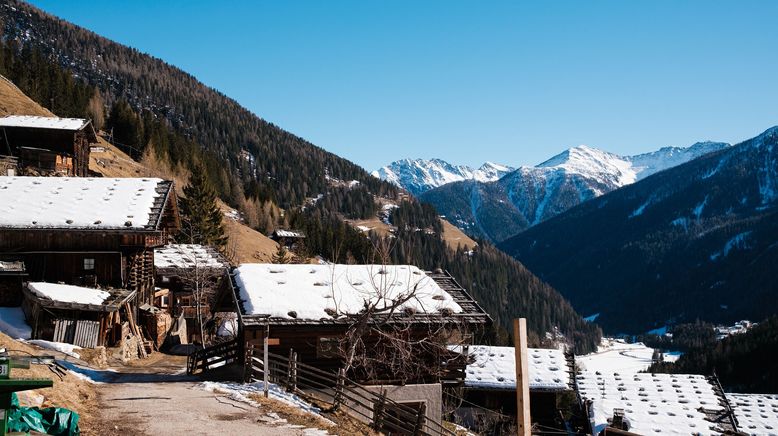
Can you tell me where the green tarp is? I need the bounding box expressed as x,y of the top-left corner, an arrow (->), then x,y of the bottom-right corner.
7,392 -> 80,435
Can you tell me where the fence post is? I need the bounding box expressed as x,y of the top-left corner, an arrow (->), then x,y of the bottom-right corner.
413,402 -> 427,436
287,349 -> 298,392
333,368 -> 346,409
372,389 -> 386,431
263,334 -> 269,398
244,342 -> 255,383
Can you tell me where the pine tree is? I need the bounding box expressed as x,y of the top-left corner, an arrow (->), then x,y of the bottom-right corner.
272,245 -> 290,264
179,166 -> 227,249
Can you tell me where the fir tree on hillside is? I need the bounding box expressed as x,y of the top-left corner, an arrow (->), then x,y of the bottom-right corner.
272,245 -> 290,264
179,167 -> 227,249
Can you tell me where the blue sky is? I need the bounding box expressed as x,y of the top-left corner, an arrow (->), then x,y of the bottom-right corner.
28,0 -> 778,170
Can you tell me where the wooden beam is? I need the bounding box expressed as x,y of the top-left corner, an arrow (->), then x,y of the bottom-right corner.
514,318 -> 530,436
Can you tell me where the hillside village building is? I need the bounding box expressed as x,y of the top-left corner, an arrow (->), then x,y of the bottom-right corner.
577,371 -> 738,435
0,115 -> 98,176
0,177 -> 179,309
226,264 -> 491,384
154,243 -> 231,343
454,345 -> 575,431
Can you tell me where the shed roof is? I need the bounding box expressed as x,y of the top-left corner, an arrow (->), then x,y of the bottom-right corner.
458,345 -> 572,391
0,115 -> 88,131
0,115 -> 97,142
271,229 -> 305,238
25,282 -> 135,312
233,264 -> 490,326
0,177 -> 173,231
155,244 -> 230,270
728,393 -> 778,435
577,371 -> 737,435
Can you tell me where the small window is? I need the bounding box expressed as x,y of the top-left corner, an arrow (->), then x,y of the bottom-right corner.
83,258 -> 95,271
317,336 -> 340,359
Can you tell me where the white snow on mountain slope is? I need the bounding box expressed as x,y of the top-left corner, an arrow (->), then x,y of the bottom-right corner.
371,158 -> 514,195
375,142 -> 730,197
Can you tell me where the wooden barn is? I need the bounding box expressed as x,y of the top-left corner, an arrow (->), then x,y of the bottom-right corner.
268,229 -> 306,249
225,264 -> 491,385
0,177 -> 179,308
452,345 -> 576,433
154,243 -> 231,343
0,115 -> 98,176
22,281 -> 136,348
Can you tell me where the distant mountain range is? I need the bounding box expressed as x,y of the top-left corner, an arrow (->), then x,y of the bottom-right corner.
408,142 -> 729,242
371,159 -> 514,196
498,126 -> 778,334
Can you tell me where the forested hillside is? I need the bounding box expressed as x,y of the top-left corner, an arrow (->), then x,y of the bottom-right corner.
648,317 -> 778,394
0,0 -> 601,352
499,127 -> 778,334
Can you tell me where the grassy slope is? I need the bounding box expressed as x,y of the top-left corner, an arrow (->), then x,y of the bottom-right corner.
0,74 -> 54,116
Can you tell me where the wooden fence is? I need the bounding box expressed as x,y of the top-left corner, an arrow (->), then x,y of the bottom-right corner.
246,344 -> 455,436
187,337 -> 241,375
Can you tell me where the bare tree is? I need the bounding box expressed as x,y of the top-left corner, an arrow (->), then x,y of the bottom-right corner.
166,240 -> 225,347
328,237 -> 471,385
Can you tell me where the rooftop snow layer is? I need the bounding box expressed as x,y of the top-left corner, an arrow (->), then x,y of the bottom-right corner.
0,115 -> 89,130
234,264 -> 462,319
461,345 -> 571,391
273,229 -> 305,238
155,244 -> 229,269
578,371 -> 730,435
27,282 -> 111,306
0,177 -> 164,229
728,394 -> 778,435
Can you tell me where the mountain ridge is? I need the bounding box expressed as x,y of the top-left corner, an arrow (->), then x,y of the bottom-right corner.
497,125 -> 778,333
411,141 -> 730,241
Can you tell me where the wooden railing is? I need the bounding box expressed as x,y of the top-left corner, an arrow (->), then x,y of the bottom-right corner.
186,338 -> 241,375
246,345 -> 454,436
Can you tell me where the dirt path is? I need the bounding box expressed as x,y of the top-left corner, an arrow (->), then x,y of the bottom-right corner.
88,357 -> 329,435
95,380 -> 318,435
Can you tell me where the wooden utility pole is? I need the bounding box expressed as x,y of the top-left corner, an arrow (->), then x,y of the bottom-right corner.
514,318 -> 531,436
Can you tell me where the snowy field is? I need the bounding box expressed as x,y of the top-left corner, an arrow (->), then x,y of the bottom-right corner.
576,338 -> 679,373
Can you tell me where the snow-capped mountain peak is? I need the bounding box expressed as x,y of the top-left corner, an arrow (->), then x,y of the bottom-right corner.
537,145 -> 637,187
371,158 -> 514,195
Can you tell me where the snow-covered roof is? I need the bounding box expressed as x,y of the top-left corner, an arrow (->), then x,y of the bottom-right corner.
155,244 -> 229,270
27,282 -> 111,306
0,177 -> 170,230
578,371 -> 735,435
233,264 -> 463,321
272,229 -> 305,238
460,345 -> 571,391
0,115 -> 90,131
728,394 -> 778,435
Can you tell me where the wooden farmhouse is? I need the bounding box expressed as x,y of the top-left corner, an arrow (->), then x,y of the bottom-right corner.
453,345 -> 576,433
226,264 -> 491,384
154,243 -> 231,343
0,176 -> 179,310
0,115 -> 98,176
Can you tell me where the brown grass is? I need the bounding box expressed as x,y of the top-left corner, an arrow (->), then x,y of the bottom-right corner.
247,393 -> 378,436
0,75 -> 53,117
0,332 -> 101,435
440,218 -> 477,251
223,214 -> 280,264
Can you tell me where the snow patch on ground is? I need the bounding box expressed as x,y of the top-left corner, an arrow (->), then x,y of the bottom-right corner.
584,313 -> 600,322
199,381 -> 334,427
0,306 -> 32,339
692,195 -> 709,220
26,340 -> 81,358
576,338 -> 668,373
56,360 -> 118,384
